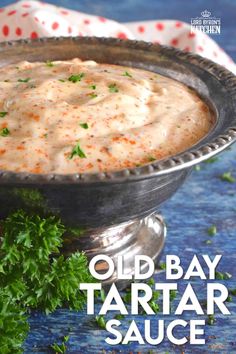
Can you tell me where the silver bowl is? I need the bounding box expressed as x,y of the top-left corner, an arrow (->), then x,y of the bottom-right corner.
0,37 -> 236,287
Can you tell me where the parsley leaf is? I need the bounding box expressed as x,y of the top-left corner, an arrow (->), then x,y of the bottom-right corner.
229,288 -> 236,296
148,300 -> 159,314
205,239 -> 212,244
0,111 -> 7,118
89,84 -> 96,90
207,225 -> 217,236
159,262 -> 166,270
108,83 -> 119,93
0,210 -> 95,352
68,73 -> 84,83
45,60 -> 54,67
95,315 -> 106,329
220,172 -> 235,183
215,271 -> 232,280
123,71 -> 132,78
69,142 -> 86,159
51,336 -> 69,353
0,289 -> 29,354
18,78 -> 31,83
170,289 -> 177,301
207,314 -> 216,325
80,123 -> 89,129
148,156 -> 156,162
203,157 -> 219,163
89,92 -> 98,99
226,296 -> 233,302
0,127 -> 10,137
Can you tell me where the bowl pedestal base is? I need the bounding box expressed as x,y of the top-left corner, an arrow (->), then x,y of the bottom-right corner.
63,213 -> 166,289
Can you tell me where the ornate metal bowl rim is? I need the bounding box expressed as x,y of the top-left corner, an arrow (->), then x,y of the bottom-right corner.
0,36 -> 236,184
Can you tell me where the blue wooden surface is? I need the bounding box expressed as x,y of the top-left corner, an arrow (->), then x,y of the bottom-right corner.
0,0 -> 236,353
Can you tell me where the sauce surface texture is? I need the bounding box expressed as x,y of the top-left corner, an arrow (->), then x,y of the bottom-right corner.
0,59 -> 214,174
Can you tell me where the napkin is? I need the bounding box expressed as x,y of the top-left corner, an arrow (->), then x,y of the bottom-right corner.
0,0 -> 235,74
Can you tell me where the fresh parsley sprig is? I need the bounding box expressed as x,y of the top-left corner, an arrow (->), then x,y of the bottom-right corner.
0,111 -> 7,118
45,60 -> 54,67
18,78 -> 31,83
0,289 -> 29,354
0,127 -> 10,137
80,123 -> 89,129
68,73 -> 84,83
108,83 -> 119,93
123,71 -> 132,78
69,142 -> 87,159
51,335 -> 70,354
0,210 -> 95,351
220,172 -> 235,183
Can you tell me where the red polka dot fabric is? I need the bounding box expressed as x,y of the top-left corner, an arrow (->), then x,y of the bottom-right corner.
0,1 -> 235,73
126,20 -> 236,73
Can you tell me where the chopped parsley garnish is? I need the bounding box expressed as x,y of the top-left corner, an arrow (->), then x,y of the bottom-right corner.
148,156 -> 156,162
170,289 -> 177,301
80,123 -> 88,129
18,78 -> 31,83
215,271 -> 232,280
95,315 -> 106,329
45,60 -> 54,67
69,142 -> 86,159
58,79 -> 65,82
207,225 -> 217,236
0,111 -> 8,118
148,300 -> 159,314
108,83 -> 119,93
207,314 -> 216,325
89,92 -> 98,99
220,172 -> 235,183
100,289 -> 106,302
123,290 -> 132,304
51,336 -> 69,354
68,73 -> 84,83
203,157 -> 219,164
229,288 -> 236,296
89,84 -> 96,90
147,278 -> 155,286
224,272 -> 232,279
0,127 -> 10,137
159,262 -> 166,270
205,239 -> 212,245
226,296 -> 233,302
123,71 -> 132,78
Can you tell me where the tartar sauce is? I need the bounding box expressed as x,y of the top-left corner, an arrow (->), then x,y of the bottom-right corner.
0,59 -> 214,174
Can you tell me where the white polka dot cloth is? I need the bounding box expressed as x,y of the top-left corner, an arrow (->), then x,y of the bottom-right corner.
0,0 -> 235,73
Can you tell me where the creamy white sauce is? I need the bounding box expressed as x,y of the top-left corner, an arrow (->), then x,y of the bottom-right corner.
0,59 -> 214,174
